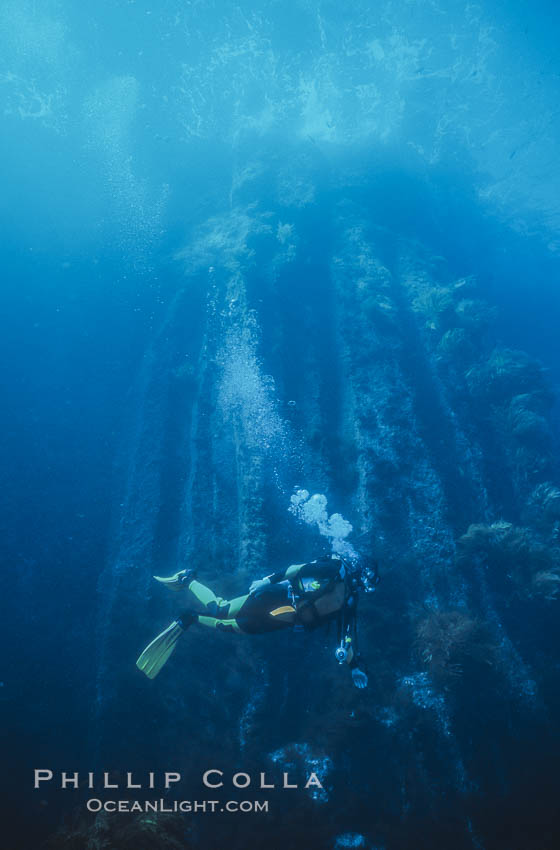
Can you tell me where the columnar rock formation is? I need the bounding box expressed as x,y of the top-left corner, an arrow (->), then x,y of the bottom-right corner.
93,171 -> 559,848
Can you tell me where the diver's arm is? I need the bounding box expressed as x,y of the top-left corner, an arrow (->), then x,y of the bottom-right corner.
347,604 -> 368,689
248,565 -> 301,594
351,665 -> 368,689
250,561 -> 316,593
347,642 -> 368,689
250,556 -> 343,594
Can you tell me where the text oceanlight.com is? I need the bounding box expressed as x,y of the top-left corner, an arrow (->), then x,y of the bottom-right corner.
86,799 -> 269,814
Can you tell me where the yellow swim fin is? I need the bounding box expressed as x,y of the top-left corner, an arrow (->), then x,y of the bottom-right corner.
153,568 -> 192,591
136,621 -> 184,679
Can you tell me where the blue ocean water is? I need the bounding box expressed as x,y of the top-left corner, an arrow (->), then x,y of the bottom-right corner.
2,2 -> 560,848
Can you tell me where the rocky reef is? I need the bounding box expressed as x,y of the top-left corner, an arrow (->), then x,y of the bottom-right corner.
82,161 -> 560,850
45,811 -> 190,850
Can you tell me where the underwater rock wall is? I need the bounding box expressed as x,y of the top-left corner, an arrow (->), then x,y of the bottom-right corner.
93,177 -> 559,848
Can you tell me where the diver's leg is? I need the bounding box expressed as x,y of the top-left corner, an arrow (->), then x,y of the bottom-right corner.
136,604 -> 243,679
187,589 -> 291,636
195,615 -> 242,633
154,571 -> 242,616
186,580 -> 230,615
221,594 -> 249,618
187,595 -> 250,633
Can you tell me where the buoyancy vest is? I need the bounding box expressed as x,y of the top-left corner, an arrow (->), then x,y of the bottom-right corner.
292,560 -> 350,628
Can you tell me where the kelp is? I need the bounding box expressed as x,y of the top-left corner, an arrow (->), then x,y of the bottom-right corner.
456,520 -> 560,600
465,348 -> 546,403
415,609 -> 496,685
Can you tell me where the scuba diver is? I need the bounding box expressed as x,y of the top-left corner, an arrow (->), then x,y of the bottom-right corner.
136,554 -> 379,689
